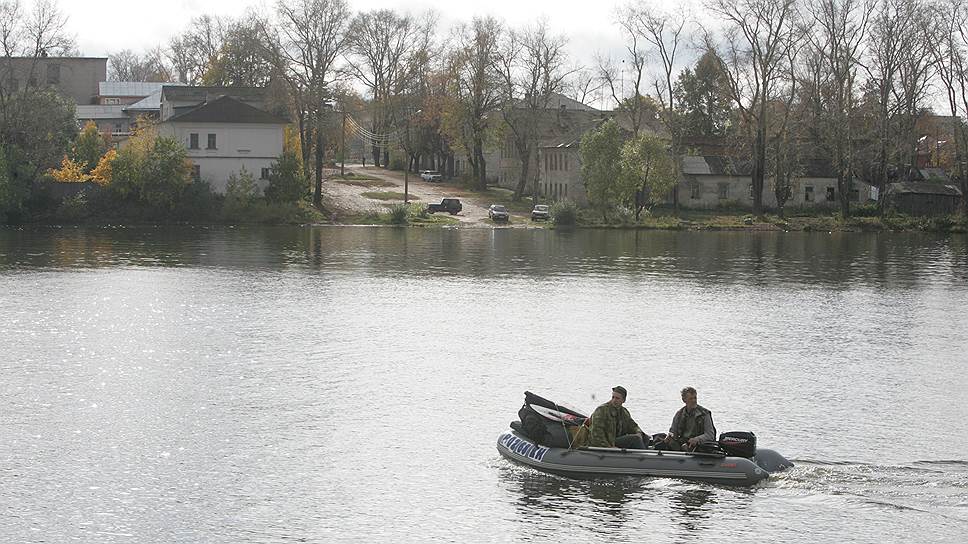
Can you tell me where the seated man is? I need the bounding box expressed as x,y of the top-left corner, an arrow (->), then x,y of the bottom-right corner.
664,386 -> 716,451
585,386 -> 647,449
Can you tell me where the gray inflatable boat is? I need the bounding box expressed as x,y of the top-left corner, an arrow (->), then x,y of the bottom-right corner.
497,429 -> 792,486
498,391 -> 793,486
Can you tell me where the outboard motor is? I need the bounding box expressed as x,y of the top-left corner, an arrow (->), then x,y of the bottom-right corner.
719,431 -> 757,458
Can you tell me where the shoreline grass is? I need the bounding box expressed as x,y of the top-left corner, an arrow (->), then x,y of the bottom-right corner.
361,191 -> 420,201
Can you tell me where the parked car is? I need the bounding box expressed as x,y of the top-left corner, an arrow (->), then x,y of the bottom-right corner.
420,170 -> 443,182
488,204 -> 510,222
531,204 -> 550,221
427,198 -> 462,215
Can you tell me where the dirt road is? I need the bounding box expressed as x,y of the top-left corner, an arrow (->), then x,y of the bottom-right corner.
321,165 -> 534,227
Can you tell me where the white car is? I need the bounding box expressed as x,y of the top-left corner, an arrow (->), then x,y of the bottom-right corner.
420,170 -> 442,182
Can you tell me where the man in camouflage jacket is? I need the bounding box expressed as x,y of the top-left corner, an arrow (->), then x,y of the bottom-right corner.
583,386 -> 646,449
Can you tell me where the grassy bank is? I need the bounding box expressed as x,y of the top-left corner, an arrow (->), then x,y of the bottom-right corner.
567,208 -> 968,233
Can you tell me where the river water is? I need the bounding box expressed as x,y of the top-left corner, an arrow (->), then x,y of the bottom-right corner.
1,226 -> 967,543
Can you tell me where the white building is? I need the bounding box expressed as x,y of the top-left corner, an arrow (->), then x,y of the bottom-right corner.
157,95 -> 287,194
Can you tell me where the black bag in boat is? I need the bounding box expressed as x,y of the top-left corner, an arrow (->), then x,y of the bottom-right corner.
516,401 -> 575,449
523,391 -> 587,419
718,431 -> 757,458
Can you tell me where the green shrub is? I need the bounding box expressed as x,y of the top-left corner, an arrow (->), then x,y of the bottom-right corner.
172,179 -> 219,222
222,167 -> 259,221
551,199 -> 579,226
408,202 -> 429,219
388,203 -> 410,224
55,191 -> 89,222
613,205 -> 635,225
264,149 -> 306,203
851,202 -> 880,217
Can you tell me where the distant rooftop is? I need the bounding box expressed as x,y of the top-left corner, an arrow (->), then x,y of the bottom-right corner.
166,95 -> 287,125
162,85 -> 266,102
124,90 -> 163,112
99,81 -> 184,97
76,105 -> 127,120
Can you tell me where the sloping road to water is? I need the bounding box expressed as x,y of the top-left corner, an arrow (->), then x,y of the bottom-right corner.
322,165 -> 532,227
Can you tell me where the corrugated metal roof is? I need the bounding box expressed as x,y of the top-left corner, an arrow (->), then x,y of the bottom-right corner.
166,95 -> 287,125
162,85 -> 266,102
681,156 -> 713,175
98,81 -> 181,97
76,105 -> 128,120
124,90 -> 162,111
886,182 -> 963,196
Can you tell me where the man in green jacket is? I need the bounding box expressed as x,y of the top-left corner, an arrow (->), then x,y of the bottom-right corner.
585,386 -> 647,449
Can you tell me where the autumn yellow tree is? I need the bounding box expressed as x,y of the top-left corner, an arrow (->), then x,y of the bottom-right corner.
89,149 -> 117,186
48,157 -> 91,183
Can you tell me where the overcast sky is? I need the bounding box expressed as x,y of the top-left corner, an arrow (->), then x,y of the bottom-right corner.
67,0 -> 704,68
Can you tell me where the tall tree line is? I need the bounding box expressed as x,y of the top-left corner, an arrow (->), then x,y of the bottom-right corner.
9,0 -> 968,216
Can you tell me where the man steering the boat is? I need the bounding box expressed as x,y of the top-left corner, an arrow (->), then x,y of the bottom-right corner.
664,386 -> 716,451
583,386 -> 648,449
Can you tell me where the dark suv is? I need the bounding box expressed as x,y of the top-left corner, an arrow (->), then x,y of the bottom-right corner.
427,198 -> 462,215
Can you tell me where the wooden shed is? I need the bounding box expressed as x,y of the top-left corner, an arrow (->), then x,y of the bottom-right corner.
884,182 -> 963,216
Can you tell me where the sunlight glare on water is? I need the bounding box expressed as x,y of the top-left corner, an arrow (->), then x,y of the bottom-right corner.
1,226 -> 967,543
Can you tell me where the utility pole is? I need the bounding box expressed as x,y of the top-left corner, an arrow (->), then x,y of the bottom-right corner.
340,109 -> 346,177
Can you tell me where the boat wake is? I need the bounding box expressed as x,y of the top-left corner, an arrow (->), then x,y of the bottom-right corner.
766,458 -> 968,523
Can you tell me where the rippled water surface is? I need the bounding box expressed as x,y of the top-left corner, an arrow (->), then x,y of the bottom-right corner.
2,226 -> 967,543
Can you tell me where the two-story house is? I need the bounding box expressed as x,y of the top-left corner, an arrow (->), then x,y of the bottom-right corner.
156,92 -> 288,194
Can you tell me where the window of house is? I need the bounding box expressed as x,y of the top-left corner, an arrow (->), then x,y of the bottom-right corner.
191,165 -> 200,182
805,186 -> 814,202
849,188 -> 860,202
718,183 -> 729,199
691,182 -> 702,199
189,133 -> 199,149
207,134 -> 217,149
261,168 -> 270,180
103,97 -> 120,105
748,183 -> 754,199
113,123 -> 123,134
544,154 -> 549,171
46,64 -> 60,85
564,155 -> 569,171
825,187 -> 836,201
564,184 -> 568,197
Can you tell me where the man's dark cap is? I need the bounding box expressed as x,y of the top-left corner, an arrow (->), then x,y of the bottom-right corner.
612,386 -> 628,400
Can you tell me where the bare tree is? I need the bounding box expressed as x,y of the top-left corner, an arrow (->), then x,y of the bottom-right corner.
863,0 -> 913,211
166,15 -> 228,85
806,0 -> 872,218
705,0 -> 803,216
494,19 -> 571,201
771,47 -> 804,217
925,0 -> 968,214
108,48 -> 173,82
448,16 -> 503,189
202,16 -> 277,87
598,3 -> 653,137
0,0 -> 75,119
346,9 -> 428,167
629,2 -> 689,211
566,69 -> 603,105
270,0 -> 352,206
891,7 -> 935,173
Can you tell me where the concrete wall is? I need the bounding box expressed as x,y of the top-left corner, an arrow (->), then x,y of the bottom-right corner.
1,57 -> 106,105
678,175 -> 873,210
158,122 -> 285,194
539,147 -> 586,204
